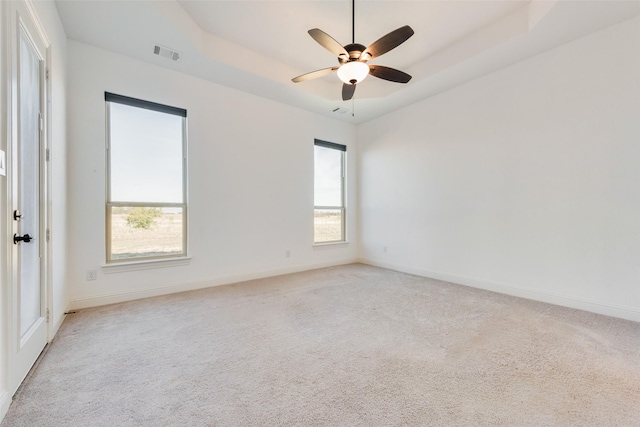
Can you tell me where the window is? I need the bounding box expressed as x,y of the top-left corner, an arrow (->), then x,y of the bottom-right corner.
105,93 -> 187,263
314,139 -> 346,243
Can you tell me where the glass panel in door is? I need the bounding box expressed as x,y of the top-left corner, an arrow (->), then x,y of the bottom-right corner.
19,28 -> 42,338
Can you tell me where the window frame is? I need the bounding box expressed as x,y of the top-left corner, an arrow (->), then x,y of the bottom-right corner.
105,92 -> 188,263
313,139 -> 346,244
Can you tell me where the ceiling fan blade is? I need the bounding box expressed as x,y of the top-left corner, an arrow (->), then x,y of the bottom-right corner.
369,65 -> 412,83
308,29 -> 349,58
292,67 -> 339,83
362,25 -> 414,60
342,83 -> 356,101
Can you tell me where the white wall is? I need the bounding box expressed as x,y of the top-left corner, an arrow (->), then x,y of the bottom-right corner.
358,16 -> 640,321
67,41 -> 357,308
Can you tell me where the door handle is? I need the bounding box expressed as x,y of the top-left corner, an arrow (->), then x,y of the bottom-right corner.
14,233 -> 33,244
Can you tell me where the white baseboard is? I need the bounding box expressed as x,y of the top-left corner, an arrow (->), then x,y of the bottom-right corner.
360,258 -> 640,323
0,390 -> 10,424
69,258 -> 358,310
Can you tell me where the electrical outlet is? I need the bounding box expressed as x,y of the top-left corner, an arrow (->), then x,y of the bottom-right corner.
86,270 -> 97,281
285,250 -> 291,258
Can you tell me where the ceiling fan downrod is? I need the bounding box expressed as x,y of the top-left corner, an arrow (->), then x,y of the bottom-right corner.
352,0 -> 355,44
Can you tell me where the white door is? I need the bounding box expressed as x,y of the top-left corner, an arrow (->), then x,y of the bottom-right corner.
9,1 -> 48,395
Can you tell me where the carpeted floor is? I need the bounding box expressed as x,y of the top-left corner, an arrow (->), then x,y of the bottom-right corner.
2,264 -> 639,426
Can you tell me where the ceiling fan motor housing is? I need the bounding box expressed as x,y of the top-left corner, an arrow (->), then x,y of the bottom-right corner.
340,43 -> 367,64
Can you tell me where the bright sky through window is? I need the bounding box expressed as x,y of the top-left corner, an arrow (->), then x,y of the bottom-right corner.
109,103 -> 183,203
314,145 -> 342,206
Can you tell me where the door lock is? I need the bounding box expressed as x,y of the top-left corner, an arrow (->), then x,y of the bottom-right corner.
14,233 -> 32,244
14,210 -> 22,221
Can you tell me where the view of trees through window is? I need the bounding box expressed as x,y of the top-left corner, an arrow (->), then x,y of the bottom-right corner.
110,206 -> 184,260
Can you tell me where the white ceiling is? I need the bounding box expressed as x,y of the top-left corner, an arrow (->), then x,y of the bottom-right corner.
54,0 -> 640,124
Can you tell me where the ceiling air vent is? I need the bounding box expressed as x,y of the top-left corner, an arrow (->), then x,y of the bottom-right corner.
153,45 -> 181,61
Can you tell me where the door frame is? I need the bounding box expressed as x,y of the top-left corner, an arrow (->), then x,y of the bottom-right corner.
3,0 -> 51,398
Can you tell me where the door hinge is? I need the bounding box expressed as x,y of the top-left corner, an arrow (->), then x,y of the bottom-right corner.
39,113 -> 44,131
46,228 -> 50,242
46,308 -> 50,322
46,148 -> 50,162
46,68 -> 50,80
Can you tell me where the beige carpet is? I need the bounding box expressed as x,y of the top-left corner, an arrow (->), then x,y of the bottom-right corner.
3,264 -> 639,426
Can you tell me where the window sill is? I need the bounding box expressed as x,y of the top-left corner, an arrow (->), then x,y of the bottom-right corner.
313,241 -> 349,248
101,257 -> 192,274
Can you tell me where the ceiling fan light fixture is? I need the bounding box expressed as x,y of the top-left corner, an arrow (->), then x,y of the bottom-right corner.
337,61 -> 369,85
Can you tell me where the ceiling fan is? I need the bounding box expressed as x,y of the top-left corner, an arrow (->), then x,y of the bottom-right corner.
291,0 -> 414,101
